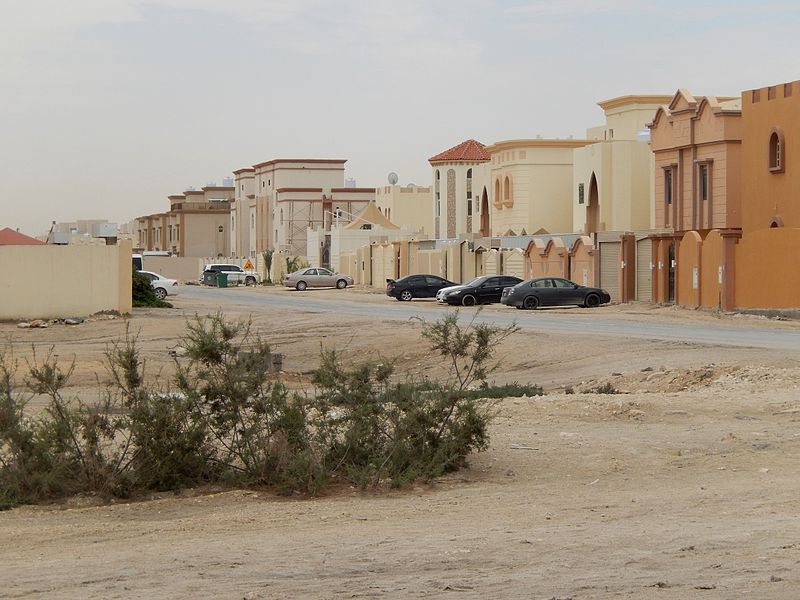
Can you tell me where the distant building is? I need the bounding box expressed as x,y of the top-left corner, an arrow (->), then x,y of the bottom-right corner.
374,184 -> 434,237
0,227 -> 45,246
46,220 -> 123,246
428,139 -> 491,239
573,94 -> 673,234
232,159 -> 375,257
135,185 -> 233,257
485,138 -> 591,237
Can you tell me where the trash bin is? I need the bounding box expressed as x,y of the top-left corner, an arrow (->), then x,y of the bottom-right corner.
217,273 -> 228,288
203,271 -> 218,286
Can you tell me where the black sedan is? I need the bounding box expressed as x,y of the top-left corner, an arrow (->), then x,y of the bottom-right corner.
501,277 -> 611,310
440,275 -> 523,306
386,274 -> 455,301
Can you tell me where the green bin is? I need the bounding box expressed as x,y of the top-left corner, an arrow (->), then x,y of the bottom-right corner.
217,273 -> 228,288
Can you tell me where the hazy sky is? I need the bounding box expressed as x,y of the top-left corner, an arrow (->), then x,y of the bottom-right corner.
3,1 -> 800,235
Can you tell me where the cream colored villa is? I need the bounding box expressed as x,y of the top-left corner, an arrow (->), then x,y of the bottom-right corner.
428,140 -> 491,239
572,95 -> 673,234
374,184 -> 434,237
135,185 -> 233,257
232,159 -> 375,257
486,139 -> 591,237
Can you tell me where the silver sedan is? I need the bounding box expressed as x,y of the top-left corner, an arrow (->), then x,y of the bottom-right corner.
284,268 -> 354,291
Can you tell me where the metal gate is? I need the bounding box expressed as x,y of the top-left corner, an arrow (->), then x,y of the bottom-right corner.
635,237 -> 652,302
599,241 -> 620,303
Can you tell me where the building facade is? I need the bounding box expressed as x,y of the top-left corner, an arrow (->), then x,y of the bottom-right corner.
485,139 -> 591,237
428,140 -> 491,239
135,185 -> 233,257
735,79 -> 800,308
233,159 -> 374,257
647,89 -> 742,305
374,184 -> 434,236
573,95 -> 672,234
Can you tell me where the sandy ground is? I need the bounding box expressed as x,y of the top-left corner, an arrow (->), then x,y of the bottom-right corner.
2,286 -> 800,599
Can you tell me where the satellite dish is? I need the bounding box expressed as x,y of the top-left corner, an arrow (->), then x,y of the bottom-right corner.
388,172 -> 399,185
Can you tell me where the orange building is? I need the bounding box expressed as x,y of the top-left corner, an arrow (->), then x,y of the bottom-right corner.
647,90 -> 742,306
735,80 -> 800,308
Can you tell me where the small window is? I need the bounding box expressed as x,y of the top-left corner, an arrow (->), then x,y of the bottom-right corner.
698,164 -> 709,201
665,170 -> 673,204
218,226 -> 224,233
467,199 -> 473,216
769,128 -> 785,173
578,183 -> 585,204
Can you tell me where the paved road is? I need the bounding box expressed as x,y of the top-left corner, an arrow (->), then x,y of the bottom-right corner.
181,286 -> 800,352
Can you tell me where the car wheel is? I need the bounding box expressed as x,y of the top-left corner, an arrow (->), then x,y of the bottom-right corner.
522,295 -> 539,310
584,293 -> 601,308
154,287 -> 167,300
461,294 -> 477,307
335,279 -> 347,289
245,276 -> 256,286
296,281 -> 307,291
400,290 -> 413,301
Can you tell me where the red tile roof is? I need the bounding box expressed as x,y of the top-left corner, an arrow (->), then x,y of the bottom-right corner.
429,139 -> 490,164
0,227 -> 44,245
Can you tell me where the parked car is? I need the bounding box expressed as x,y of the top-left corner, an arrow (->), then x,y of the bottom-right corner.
284,267 -> 353,290
139,270 -> 179,300
440,275 -> 523,306
201,264 -> 260,286
386,274 -> 455,301
501,277 -> 611,310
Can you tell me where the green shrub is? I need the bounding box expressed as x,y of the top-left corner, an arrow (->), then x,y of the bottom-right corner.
132,269 -> 172,308
0,310 -> 526,504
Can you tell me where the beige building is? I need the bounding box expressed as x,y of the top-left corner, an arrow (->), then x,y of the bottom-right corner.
307,202 -> 424,271
486,139 -> 591,237
233,158 -> 375,257
374,184 -> 434,236
135,185 -> 233,257
428,140 -> 491,239
572,95 -> 673,234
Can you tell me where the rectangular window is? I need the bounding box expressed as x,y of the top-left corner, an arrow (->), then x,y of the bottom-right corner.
467,199 -> 473,216
578,183 -> 585,204
699,164 -> 709,201
665,170 -> 673,205
467,191 -> 472,199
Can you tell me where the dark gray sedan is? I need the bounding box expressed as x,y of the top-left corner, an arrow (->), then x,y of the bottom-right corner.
501,277 -> 611,310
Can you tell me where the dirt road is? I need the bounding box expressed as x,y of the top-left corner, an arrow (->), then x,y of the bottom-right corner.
2,287 -> 800,599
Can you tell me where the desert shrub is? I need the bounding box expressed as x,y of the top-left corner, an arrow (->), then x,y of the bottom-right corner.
585,382 -> 620,394
0,348 -> 130,505
310,312 -> 520,487
174,314 -> 324,494
103,331 -> 212,491
0,310 -> 525,504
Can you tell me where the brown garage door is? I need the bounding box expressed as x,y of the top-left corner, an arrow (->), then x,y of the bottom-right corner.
636,238 -> 652,303
599,241 -> 620,302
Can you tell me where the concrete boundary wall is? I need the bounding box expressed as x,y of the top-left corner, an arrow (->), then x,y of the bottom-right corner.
0,240 -> 132,320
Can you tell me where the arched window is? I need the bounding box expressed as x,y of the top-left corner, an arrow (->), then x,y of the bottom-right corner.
436,169 -> 440,180
769,128 -> 785,173
466,168 -> 472,179
504,176 -> 511,200
494,179 -> 500,200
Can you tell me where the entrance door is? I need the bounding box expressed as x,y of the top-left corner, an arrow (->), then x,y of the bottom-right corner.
586,174 -> 599,235
480,188 -> 490,236
668,243 -> 676,303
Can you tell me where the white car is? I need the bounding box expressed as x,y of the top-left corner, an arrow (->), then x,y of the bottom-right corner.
201,263 -> 260,286
140,270 -> 179,300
